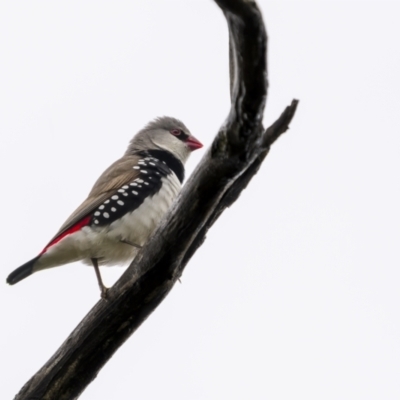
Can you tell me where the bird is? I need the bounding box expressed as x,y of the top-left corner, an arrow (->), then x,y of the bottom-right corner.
6,116 -> 203,298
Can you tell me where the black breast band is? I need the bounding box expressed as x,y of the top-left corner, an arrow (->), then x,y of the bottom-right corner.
139,150 -> 185,183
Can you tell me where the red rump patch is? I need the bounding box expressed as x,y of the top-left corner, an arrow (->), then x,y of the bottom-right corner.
40,216 -> 91,255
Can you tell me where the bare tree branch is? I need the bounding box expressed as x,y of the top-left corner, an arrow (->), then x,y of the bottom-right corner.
14,1 -> 298,399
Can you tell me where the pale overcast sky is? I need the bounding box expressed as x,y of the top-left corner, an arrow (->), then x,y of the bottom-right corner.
1,1 -> 400,399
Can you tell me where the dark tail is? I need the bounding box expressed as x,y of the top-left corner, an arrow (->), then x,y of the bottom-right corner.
6,256 -> 40,285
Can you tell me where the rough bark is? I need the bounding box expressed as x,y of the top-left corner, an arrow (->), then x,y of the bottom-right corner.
14,0 -> 298,399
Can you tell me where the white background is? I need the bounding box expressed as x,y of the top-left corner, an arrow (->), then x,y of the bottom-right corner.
1,1 -> 400,399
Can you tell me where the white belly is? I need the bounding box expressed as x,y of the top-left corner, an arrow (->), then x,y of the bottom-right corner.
35,174 -> 181,271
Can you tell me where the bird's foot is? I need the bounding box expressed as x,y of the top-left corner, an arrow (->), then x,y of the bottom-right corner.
100,286 -> 109,300
91,257 -> 109,300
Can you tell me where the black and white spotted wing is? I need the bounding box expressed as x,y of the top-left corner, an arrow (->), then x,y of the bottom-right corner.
89,154 -> 173,227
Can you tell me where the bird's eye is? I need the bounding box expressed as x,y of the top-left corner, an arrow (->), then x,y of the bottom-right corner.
170,129 -> 181,136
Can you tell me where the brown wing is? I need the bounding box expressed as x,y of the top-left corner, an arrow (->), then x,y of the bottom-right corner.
49,155 -> 142,242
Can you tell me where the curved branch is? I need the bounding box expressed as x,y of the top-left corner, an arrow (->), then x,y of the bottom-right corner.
14,1 -> 298,399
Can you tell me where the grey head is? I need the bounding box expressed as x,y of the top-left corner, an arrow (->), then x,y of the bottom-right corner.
125,116 -> 203,164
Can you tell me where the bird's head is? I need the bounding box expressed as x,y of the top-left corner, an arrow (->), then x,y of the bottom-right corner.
126,116 -> 203,164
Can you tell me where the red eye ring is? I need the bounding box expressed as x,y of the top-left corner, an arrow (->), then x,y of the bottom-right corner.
170,129 -> 181,136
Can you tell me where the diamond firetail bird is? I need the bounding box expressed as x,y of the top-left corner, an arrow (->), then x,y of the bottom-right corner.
6,117 -> 203,297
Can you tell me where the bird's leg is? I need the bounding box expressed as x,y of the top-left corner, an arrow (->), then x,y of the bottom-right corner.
120,239 -> 142,249
91,258 -> 108,299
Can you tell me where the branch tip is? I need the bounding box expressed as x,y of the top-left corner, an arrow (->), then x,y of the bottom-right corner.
263,99 -> 299,147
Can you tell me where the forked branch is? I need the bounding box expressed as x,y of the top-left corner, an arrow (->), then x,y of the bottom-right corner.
14,1 -> 298,399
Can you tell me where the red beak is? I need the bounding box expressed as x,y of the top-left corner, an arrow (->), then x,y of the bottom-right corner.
185,136 -> 203,151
